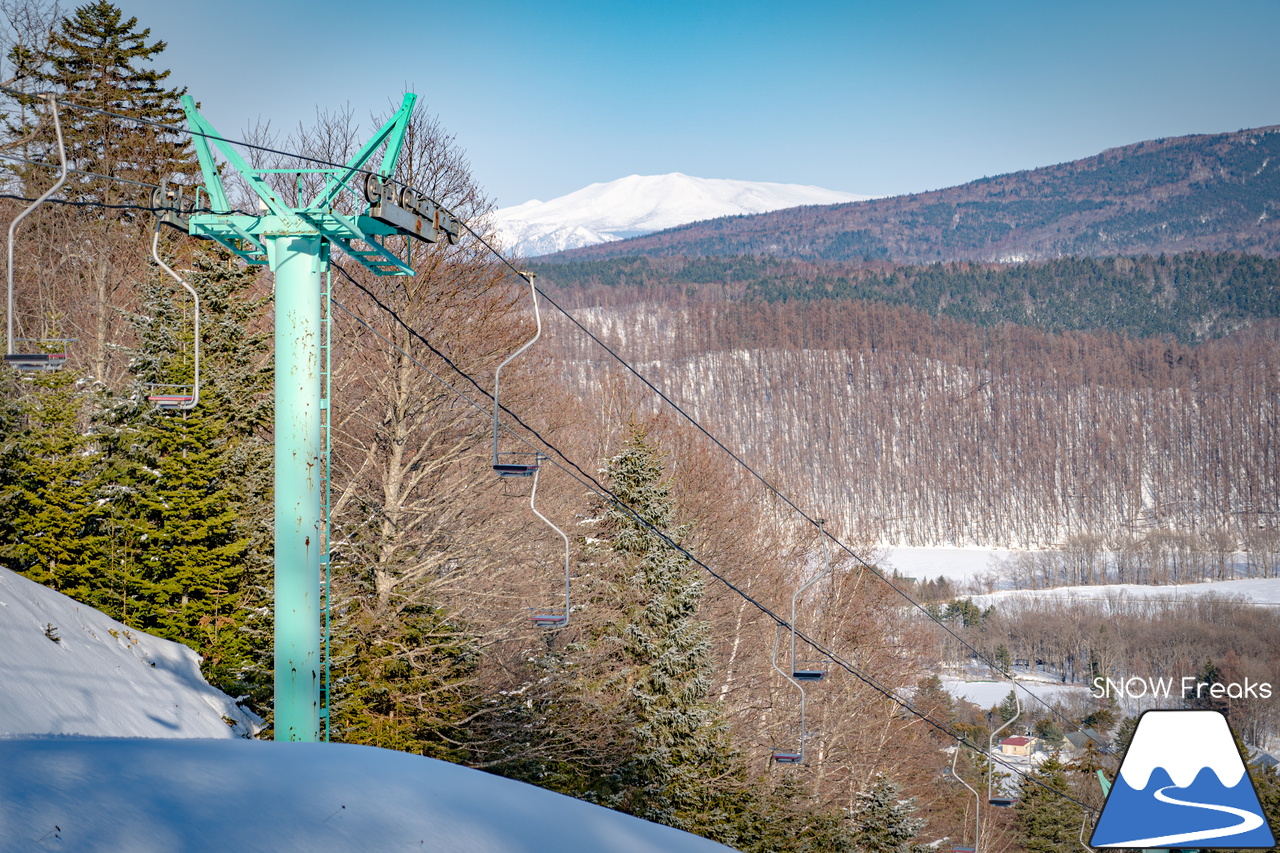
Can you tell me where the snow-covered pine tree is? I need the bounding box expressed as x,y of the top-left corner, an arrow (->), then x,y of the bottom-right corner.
845,773 -> 931,853
588,420 -> 737,833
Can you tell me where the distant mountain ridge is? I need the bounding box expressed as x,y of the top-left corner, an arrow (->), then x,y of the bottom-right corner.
491,173 -> 870,257
549,126 -> 1280,263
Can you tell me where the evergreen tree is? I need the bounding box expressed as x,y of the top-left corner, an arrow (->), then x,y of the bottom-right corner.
1014,754 -> 1086,853
846,774 -> 931,853
585,420 -> 737,834
0,368 -> 110,602
105,242 -> 273,702
15,1 -> 196,201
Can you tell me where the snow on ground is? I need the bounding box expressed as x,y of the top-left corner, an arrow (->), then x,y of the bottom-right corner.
0,568 -> 736,852
966,577 -> 1280,610
942,678 -> 1087,710
0,738 -> 736,853
881,546 -> 1015,583
0,567 -> 260,739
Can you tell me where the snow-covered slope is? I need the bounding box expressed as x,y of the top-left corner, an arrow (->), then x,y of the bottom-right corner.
0,567 -> 261,738
0,568 -> 736,852
493,173 -> 870,257
0,738 -> 737,852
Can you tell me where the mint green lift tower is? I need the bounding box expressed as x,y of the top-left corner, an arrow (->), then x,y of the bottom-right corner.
179,93 -> 458,741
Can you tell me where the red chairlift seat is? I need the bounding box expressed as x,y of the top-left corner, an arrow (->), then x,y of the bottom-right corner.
147,392 -> 196,410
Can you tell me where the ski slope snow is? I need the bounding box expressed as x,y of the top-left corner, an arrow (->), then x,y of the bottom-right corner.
0,567 -> 736,852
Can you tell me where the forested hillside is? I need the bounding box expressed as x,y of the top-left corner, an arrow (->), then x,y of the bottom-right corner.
534,252 -> 1280,342
552,125 -> 1280,263
540,281 -> 1280,554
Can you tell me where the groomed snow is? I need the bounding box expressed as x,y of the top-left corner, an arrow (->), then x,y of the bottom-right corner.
941,678 -> 1085,710
0,738 -> 738,853
0,567 -> 261,739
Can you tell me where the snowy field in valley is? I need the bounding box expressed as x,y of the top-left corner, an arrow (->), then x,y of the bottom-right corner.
967,577 -> 1280,609
0,567 -> 260,739
0,738 -> 735,853
0,567 -> 735,852
941,678 -> 1087,710
881,546 -> 1015,583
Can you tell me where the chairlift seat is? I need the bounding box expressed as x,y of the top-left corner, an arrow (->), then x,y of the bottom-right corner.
952,846 -> 976,853
792,658 -> 830,681
494,462 -> 539,477
148,393 -> 196,410
5,352 -> 67,372
531,612 -> 567,628
771,750 -> 803,764
988,797 -> 1015,808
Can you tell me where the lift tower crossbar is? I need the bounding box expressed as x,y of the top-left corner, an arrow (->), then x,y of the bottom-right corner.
180,93 -> 452,742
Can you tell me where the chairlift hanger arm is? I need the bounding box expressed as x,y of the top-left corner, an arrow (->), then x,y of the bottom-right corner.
147,221 -> 200,410
7,93 -> 67,356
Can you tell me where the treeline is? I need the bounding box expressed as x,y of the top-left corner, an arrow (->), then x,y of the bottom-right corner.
942,592 -> 1280,746
542,284 -> 1280,550
533,251 -> 1280,343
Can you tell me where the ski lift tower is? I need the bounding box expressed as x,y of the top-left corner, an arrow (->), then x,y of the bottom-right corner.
177,93 -> 457,741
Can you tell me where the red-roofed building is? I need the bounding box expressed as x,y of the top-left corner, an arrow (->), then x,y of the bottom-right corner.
1000,736 -> 1038,756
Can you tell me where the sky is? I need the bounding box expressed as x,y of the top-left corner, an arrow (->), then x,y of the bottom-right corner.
116,0 -> 1279,209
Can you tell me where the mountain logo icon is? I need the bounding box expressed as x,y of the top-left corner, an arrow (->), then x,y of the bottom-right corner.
1091,709 -> 1275,849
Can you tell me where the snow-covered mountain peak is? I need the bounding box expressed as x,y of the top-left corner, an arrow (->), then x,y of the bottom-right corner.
492,172 -> 871,257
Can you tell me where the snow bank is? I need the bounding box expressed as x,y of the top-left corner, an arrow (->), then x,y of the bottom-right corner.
0,567 -> 260,739
0,738 -> 737,853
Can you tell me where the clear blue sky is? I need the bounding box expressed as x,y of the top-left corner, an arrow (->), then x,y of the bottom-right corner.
123,0 -> 1278,209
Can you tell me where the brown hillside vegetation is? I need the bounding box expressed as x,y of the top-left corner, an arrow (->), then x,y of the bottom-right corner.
546,282 -> 1280,553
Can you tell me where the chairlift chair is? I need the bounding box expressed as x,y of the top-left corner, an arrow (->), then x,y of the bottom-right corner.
144,205 -> 201,411
987,686 -> 1021,808
5,343 -> 70,372
492,271 -> 541,477
788,520 -> 834,682
770,624 -> 809,764
949,746 -> 982,853
527,456 -> 570,629
6,94 -> 70,373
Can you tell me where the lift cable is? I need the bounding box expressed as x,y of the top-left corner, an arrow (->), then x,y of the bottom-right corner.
329,262 -> 1099,814
436,217 -> 1109,752
0,84 -> 1105,753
